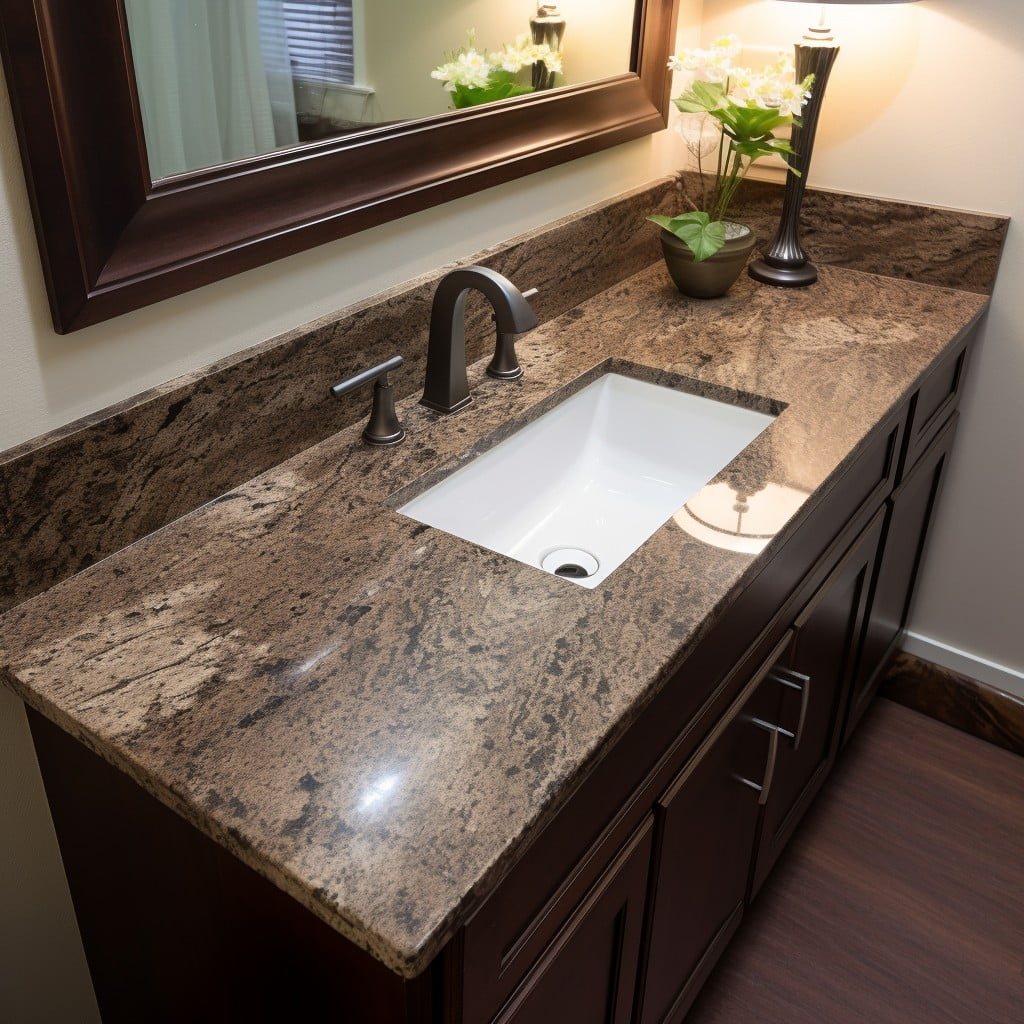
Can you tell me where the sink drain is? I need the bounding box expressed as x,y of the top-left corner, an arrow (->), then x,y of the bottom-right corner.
541,548 -> 600,580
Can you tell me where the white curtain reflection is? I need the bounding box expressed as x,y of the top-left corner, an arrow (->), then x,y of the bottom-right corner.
125,0 -> 300,180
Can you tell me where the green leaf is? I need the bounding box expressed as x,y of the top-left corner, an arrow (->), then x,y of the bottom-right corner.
674,79 -> 728,116
648,214 -> 680,231
647,214 -> 702,234
650,212 -> 726,262
450,77 -> 535,108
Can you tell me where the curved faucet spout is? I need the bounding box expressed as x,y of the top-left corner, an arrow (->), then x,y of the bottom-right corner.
421,266 -> 538,414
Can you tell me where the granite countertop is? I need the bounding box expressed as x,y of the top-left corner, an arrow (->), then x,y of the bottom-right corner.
0,262 -> 987,978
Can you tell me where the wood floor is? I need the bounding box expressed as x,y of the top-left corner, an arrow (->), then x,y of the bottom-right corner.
686,698 -> 1024,1024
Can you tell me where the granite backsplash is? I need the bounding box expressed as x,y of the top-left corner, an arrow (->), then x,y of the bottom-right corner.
1,175 -> 1007,612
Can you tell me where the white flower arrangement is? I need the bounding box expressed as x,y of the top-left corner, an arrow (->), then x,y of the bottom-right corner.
670,36 -> 810,118
651,35 -> 815,261
432,31 -> 562,109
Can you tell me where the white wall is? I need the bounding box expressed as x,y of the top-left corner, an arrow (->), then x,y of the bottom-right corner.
0,7 -> 697,1017
699,0 -> 1024,697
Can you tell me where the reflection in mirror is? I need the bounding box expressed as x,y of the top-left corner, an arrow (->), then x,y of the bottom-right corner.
125,0 -> 637,181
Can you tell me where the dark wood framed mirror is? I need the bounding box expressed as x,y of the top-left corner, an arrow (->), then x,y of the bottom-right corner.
0,0 -> 678,333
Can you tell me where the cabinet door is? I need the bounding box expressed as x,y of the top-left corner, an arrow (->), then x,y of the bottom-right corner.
847,413 -> 959,743
637,634 -> 791,1024
493,817 -> 653,1024
749,509 -> 886,897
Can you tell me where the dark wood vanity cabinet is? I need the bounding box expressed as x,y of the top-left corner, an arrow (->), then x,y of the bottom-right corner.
749,508 -> 887,897
844,331 -> 970,743
459,328 -> 974,1024
637,636 -> 789,1024
634,508 -> 888,1024
845,413 -> 960,744
26,326 -> 976,1024
495,818 -> 654,1024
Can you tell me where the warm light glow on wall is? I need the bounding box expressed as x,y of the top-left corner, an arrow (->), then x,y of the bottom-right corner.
715,5 -> 920,131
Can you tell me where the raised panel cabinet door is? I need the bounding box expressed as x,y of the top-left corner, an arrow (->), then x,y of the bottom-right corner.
750,509 -> 886,898
637,634 -> 791,1024
848,413 -> 960,743
493,817 -> 654,1024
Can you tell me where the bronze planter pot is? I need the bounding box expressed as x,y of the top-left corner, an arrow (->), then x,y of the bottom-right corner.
659,224 -> 756,299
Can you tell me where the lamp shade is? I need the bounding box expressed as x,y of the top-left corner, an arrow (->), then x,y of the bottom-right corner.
778,1 -> 919,4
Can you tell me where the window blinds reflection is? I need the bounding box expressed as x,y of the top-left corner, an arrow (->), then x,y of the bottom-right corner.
279,0 -> 355,85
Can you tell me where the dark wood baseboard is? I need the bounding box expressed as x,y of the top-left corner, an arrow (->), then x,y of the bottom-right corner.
881,651 -> 1024,756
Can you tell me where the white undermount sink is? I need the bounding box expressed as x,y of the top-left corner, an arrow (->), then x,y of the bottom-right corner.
398,371 -> 776,588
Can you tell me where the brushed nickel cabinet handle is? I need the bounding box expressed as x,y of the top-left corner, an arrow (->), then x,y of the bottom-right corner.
771,668 -> 812,751
737,719 -> 781,806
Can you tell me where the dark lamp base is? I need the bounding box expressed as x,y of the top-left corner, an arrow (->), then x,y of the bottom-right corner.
748,258 -> 819,288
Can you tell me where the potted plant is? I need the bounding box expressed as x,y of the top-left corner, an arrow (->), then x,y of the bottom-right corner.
431,31 -> 563,109
651,36 -> 814,298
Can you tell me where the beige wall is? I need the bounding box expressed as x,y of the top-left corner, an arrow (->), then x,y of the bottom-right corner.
698,0 -> 1024,697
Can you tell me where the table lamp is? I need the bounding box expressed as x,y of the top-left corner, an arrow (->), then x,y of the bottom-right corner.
748,0 -> 922,288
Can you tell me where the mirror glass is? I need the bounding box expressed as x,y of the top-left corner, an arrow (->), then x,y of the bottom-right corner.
124,0 -> 637,181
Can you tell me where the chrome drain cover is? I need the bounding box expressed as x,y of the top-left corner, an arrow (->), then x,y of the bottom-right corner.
541,548 -> 600,580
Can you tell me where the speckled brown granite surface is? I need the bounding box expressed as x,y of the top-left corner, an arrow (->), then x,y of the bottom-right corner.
0,176 -> 1006,614
728,178 -> 1008,294
0,258 -> 988,978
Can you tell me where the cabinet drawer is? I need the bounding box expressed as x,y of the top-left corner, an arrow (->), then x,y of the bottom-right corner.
900,329 -> 972,478
461,816 -> 654,1024
826,411 -> 903,536
491,817 -> 653,1024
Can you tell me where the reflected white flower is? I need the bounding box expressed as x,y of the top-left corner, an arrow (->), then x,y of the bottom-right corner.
432,35 -> 561,93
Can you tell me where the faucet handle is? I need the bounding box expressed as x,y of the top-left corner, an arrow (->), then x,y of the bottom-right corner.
486,286 -> 537,381
490,287 -> 538,323
331,355 -> 406,446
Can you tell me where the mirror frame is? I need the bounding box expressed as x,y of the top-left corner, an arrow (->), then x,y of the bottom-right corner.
0,0 -> 678,333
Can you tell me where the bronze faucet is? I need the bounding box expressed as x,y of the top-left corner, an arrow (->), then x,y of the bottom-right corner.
420,266 -> 538,414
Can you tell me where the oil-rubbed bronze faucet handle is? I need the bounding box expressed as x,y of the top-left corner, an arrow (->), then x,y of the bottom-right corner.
331,355 -> 406,446
487,287 -> 538,380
